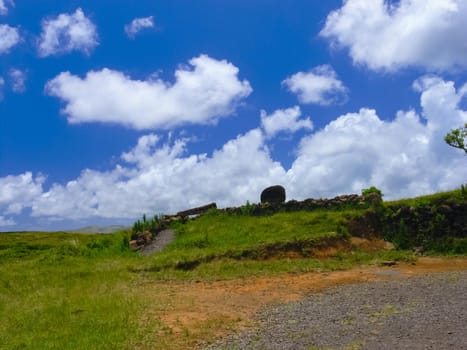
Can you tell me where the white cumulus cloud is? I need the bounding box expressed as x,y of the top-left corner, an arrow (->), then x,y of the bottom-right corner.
288,77 -> 467,200
282,65 -> 348,105
0,172 -> 45,215
124,16 -> 155,38
0,1 -> 6,15
261,106 -> 313,138
30,129 -> 285,219
9,68 -> 27,93
38,8 -> 98,57
0,0 -> 13,15
0,24 -> 20,54
45,54 -> 253,130
320,0 -> 467,72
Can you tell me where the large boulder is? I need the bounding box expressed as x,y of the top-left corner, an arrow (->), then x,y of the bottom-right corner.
260,185 -> 286,204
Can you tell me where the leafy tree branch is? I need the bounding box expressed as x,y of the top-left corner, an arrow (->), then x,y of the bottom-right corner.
444,123 -> 467,153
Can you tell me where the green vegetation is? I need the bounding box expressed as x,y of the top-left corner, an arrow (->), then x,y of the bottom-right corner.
362,186 -> 383,198
377,188 -> 467,254
132,213 -> 162,236
147,210 -> 354,271
444,122 -> 467,153
144,250 -> 415,281
136,207 -> 419,280
384,188 -> 465,207
0,231 -> 156,350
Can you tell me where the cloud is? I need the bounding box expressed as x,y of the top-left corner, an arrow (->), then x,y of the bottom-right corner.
9,68 -> 27,93
320,0 -> 467,72
260,106 -> 313,138
0,216 -> 15,227
0,0 -> 13,15
0,172 -> 45,215
282,65 -> 348,105
0,76 -> 4,100
29,129 -> 285,220
38,8 -> 98,57
0,24 -> 20,54
124,16 -> 155,38
288,77 -> 467,199
2,76 -> 466,229
45,54 -> 253,130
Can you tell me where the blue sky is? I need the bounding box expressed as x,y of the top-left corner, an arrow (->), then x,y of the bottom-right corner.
1,0 -> 467,231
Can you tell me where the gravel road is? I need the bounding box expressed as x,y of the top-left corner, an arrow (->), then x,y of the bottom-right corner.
207,271 -> 467,350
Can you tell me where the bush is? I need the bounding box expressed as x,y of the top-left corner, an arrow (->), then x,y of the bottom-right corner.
362,186 -> 383,197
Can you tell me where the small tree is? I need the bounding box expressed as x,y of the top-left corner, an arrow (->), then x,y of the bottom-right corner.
444,123 -> 467,153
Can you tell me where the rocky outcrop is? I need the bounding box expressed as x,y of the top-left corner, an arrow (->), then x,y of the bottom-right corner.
177,202 -> 217,218
260,185 -> 286,204
129,231 -> 153,251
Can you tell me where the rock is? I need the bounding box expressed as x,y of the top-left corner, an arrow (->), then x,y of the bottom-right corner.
284,200 -> 300,211
136,235 -> 146,246
177,202 -> 217,218
260,185 -> 286,204
363,192 -> 382,206
129,240 -> 141,251
143,231 -> 152,242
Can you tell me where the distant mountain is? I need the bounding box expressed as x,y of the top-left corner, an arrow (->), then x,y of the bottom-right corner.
68,225 -> 129,234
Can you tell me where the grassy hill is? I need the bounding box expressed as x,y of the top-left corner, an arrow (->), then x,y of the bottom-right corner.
0,188 -> 465,349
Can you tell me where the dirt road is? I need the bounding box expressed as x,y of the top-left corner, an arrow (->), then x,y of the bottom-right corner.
139,257 -> 467,349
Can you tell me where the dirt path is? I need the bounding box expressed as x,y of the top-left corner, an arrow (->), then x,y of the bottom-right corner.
140,229 -> 175,255
139,257 -> 467,349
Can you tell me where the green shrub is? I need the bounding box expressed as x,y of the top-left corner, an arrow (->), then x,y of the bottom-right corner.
362,186 -> 383,197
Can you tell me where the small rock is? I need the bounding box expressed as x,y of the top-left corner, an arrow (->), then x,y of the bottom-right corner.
129,240 -> 141,251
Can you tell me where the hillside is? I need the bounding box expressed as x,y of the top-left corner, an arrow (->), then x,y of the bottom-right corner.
0,188 -> 465,349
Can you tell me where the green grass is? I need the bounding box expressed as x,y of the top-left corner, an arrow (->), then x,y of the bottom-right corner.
0,231 -> 157,350
146,209 -> 359,272
145,250 -> 416,281
140,209 -> 416,280
384,188 -> 465,207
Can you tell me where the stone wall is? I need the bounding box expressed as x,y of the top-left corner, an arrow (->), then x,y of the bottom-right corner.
221,194 -> 376,216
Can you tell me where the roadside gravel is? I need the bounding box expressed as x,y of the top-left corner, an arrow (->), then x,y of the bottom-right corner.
207,271 -> 467,350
